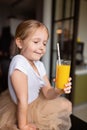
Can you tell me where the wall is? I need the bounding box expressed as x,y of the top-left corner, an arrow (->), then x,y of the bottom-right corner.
0,18 -> 22,38
9,18 -> 22,36
42,0 -> 52,78
73,73 -> 87,105
78,0 -> 87,64
0,7 -> 10,33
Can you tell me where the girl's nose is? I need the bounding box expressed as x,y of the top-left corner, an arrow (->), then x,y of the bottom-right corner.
39,43 -> 44,50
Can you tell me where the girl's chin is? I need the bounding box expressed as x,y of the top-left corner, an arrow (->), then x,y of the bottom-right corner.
35,57 -> 42,61
29,55 -> 42,61
34,58 -> 41,61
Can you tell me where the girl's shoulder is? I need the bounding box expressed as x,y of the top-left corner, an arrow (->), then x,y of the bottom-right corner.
11,54 -> 27,62
10,54 -> 29,66
9,55 -> 29,75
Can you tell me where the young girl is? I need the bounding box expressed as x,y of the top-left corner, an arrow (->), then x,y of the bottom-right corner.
0,20 -> 72,130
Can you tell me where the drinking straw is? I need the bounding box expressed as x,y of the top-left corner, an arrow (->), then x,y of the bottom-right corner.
57,43 -> 61,65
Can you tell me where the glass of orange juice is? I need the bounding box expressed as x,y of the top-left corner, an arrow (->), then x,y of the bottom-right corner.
55,60 -> 71,89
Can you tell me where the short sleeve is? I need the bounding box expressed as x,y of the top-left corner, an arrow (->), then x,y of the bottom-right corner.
9,55 -> 28,76
14,62 -> 27,75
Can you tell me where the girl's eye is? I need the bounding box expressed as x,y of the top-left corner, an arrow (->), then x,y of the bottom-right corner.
43,43 -> 47,46
34,41 -> 38,44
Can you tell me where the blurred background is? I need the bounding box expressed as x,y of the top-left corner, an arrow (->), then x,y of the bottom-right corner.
0,0 -> 87,125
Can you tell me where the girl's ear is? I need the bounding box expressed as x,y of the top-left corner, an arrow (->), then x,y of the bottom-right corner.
16,38 -> 22,49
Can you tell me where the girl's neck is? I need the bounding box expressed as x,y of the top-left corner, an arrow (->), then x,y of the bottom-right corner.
28,60 -> 34,66
29,60 -> 40,75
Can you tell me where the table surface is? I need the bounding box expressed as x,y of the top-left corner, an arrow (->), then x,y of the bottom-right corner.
70,115 -> 87,130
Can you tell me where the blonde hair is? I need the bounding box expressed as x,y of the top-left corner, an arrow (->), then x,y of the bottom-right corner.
15,20 -> 49,39
14,19 -> 49,54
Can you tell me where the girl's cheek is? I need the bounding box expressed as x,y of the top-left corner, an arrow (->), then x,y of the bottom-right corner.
43,49 -> 46,54
44,47 -> 46,52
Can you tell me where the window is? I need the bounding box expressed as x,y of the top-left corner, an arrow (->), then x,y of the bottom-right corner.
51,0 -> 75,80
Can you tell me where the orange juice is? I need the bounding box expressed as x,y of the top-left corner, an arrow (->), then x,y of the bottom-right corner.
55,61 -> 70,89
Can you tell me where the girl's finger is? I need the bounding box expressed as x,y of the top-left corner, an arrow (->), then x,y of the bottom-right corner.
65,89 -> 71,94
65,82 -> 72,87
52,78 -> 56,82
68,77 -> 72,82
64,86 -> 72,91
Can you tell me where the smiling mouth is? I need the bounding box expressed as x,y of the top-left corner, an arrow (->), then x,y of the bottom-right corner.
35,52 -> 42,55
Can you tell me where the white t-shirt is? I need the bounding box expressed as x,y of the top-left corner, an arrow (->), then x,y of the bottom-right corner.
8,54 -> 46,104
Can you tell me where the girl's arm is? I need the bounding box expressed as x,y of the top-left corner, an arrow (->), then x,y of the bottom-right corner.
42,75 -> 72,99
11,70 -> 36,130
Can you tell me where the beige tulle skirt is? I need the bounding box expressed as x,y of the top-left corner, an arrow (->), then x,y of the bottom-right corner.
0,90 -> 72,130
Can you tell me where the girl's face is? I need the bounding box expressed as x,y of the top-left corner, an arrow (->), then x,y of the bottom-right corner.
20,27 -> 48,61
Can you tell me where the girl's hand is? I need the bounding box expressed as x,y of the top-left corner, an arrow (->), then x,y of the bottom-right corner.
63,77 -> 72,94
21,123 -> 36,130
53,77 -> 72,95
